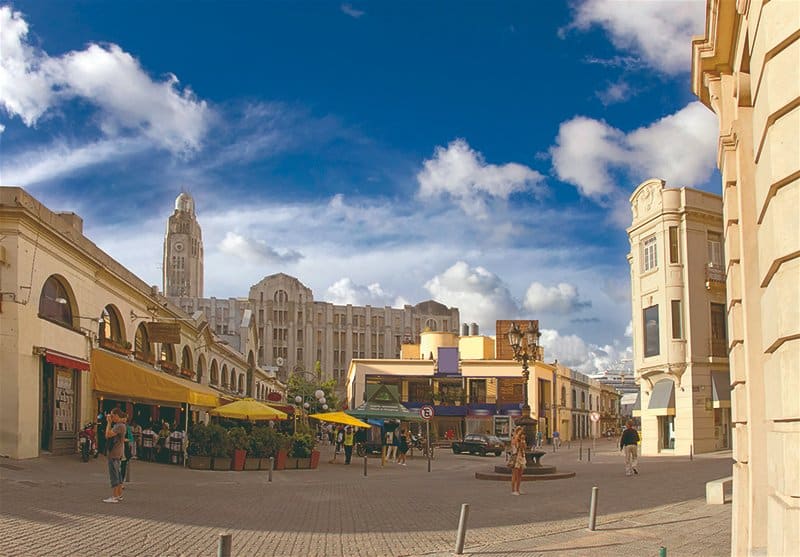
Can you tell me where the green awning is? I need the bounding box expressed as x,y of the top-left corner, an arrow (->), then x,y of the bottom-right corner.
346,402 -> 424,422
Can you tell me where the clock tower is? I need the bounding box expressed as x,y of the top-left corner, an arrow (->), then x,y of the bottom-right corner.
163,192 -> 204,298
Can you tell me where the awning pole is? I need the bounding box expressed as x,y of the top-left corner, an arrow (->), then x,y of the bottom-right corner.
183,402 -> 189,468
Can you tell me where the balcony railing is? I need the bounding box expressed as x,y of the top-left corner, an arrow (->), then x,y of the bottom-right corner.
706,263 -> 726,289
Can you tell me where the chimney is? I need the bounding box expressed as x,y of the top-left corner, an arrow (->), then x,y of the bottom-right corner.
461,323 -> 469,337
469,322 -> 479,336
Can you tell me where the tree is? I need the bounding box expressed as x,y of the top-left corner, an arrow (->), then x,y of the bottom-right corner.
287,365 -> 339,412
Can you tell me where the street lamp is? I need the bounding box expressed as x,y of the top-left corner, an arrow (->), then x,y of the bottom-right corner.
507,321 -> 541,447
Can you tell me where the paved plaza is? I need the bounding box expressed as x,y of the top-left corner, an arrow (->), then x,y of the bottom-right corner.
0,442 -> 732,556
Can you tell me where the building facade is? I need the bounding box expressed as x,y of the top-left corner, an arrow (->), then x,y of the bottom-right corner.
628,180 -> 731,456
346,331 -> 620,443
692,1 -> 799,553
176,274 -> 461,389
163,192 -> 203,298
0,187 -> 282,460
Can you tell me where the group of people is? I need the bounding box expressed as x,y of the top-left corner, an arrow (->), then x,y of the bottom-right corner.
506,420 -> 641,495
383,428 -> 410,465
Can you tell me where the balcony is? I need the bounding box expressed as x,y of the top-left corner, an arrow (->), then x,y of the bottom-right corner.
709,338 -> 728,359
706,263 -> 726,290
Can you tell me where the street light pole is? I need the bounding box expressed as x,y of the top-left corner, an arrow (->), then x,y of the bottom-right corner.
507,321 -> 541,452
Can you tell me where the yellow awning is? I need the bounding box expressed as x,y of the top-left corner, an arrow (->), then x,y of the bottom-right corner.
308,411 -> 372,428
91,349 -> 220,408
209,398 -> 288,420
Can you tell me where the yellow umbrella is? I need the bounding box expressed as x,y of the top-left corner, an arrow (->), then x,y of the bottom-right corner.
307,411 -> 372,429
209,398 -> 288,421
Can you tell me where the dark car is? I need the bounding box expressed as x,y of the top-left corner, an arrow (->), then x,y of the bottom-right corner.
451,434 -> 505,456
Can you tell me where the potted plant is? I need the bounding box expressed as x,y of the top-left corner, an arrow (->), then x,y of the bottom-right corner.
274,433 -> 291,470
208,424 -> 232,470
228,427 -> 249,471
452,388 -> 465,406
432,391 -> 443,405
288,433 -> 317,469
246,426 -> 268,470
187,423 -> 212,469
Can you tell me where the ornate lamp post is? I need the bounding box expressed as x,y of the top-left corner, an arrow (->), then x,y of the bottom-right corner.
507,321 -> 541,449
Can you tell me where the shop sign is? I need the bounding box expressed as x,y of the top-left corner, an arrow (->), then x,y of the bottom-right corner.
145,322 -> 181,344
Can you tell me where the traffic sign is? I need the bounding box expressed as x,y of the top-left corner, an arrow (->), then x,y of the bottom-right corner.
590,411 -> 601,423
419,405 -> 435,420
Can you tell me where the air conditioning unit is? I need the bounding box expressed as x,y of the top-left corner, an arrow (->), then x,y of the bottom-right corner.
276,357 -> 285,366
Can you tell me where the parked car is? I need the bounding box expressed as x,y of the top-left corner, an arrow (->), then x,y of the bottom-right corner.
451,434 -> 505,456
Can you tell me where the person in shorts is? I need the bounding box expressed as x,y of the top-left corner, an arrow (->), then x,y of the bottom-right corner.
103,408 -> 127,503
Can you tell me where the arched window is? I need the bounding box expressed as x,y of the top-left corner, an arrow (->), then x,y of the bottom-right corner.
38,275 -> 74,326
424,318 -> 437,331
197,354 -> 206,384
274,289 -> 288,304
161,344 -> 176,373
238,374 -> 244,393
99,305 -> 124,344
135,323 -> 153,363
222,364 -> 229,387
210,360 -> 219,385
181,346 -> 193,373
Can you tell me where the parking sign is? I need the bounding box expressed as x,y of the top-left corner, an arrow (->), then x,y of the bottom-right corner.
419,405 -> 435,420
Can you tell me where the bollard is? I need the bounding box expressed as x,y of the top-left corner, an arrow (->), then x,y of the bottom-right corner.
363,455 -> 368,477
689,444 -> 693,461
588,486 -> 599,531
454,503 -> 470,555
659,547 -> 667,557
579,447 -> 583,461
588,448 -> 591,462
217,533 -> 232,557
268,456 -> 273,483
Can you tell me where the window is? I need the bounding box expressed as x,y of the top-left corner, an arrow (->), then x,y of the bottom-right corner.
561,386 -> 566,407
424,318 -> 437,331
710,303 -> 727,357
38,275 -> 74,326
274,290 -> 288,304
669,226 -> 679,263
99,305 -> 123,342
708,232 -> 724,267
643,305 -> 660,357
210,361 -> 219,385
671,300 -> 683,339
134,323 -> 152,362
642,236 -> 658,272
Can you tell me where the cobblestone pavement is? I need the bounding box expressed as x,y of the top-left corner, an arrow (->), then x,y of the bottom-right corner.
0,441 -> 732,556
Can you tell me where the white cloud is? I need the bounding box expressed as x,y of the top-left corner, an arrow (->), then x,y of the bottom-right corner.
218,232 -> 303,264
551,102 -> 718,201
424,261 -> 519,329
569,0 -> 706,76
325,278 -> 403,307
0,137 -> 148,186
524,282 -> 590,314
340,4 -> 365,18
596,80 -> 633,105
417,138 -> 544,219
0,6 -> 210,154
540,328 -> 632,374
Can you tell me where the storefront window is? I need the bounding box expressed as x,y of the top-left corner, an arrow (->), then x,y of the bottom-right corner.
54,367 -> 75,433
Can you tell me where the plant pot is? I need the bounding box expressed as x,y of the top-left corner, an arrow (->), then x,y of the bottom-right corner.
309,450 -> 320,469
296,457 -> 311,469
188,455 -> 212,470
244,457 -> 260,471
275,449 -> 288,470
212,457 -> 231,470
232,449 -> 247,471
284,457 -> 299,469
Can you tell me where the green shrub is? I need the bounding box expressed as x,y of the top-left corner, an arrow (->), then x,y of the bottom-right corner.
289,433 -> 315,458
207,423 -> 230,458
227,426 -> 250,455
187,422 -> 211,457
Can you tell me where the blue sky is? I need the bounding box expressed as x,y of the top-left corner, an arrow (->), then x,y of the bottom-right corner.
0,1 -> 718,373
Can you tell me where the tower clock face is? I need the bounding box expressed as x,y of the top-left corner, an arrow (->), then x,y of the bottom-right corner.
174,242 -> 184,252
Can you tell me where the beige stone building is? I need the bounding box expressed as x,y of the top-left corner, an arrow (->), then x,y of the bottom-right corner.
346,331 -> 619,443
0,187 -> 283,460
692,1 -> 799,554
628,180 -> 730,456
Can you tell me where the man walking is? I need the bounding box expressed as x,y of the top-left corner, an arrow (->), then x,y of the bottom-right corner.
620,420 -> 640,476
343,426 -> 354,464
103,408 -> 127,503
